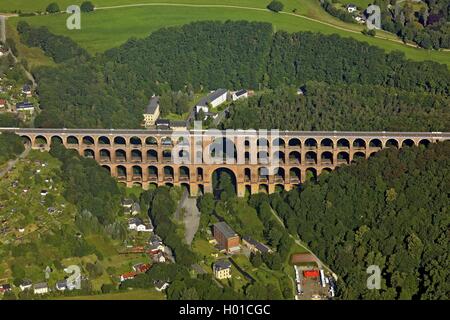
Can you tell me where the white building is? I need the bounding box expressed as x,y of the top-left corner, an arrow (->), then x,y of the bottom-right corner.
195,89 -> 228,113
346,4 -> 357,13
231,89 -> 248,101
33,282 -> 49,295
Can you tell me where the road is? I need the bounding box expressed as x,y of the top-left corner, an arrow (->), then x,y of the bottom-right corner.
175,189 -> 201,245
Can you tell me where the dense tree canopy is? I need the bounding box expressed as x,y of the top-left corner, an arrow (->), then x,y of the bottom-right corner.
0,132 -> 24,164
271,141 -> 450,299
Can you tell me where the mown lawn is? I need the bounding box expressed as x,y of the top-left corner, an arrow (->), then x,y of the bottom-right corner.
4,0 -> 449,66
55,288 -> 166,300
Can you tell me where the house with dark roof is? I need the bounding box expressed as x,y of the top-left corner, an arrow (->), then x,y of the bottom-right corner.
213,260 -> 232,279
195,89 -> 228,113
242,236 -> 273,254
143,95 -> 160,127
16,102 -> 34,112
33,282 -> 49,295
55,280 -> 67,291
154,280 -> 170,292
231,89 -> 248,101
20,279 -> 33,291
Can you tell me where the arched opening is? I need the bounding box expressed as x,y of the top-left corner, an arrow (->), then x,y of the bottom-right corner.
148,166 -> 158,181
288,138 -> 301,147
212,168 -> 237,199
50,136 -> 63,146
161,136 -> 173,147
369,152 -> 378,158
21,135 -> 32,146
272,138 -> 285,147
257,151 -> 269,164
273,151 -> 285,164
101,165 -> 111,174
244,168 -> 251,182
197,167 -> 204,181
419,139 -> 430,148
385,139 -> 399,148
133,182 -> 142,188
163,166 -> 174,182
353,138 -> 366,149
274,167 -> 285,183
114,136 -> 126,146
321,168 -> 332,175
352,152 -> 366,163
275,184 -> 284,193
149,183 -> 158,190
258,167 -> 269,183
147,149 -> 158,162
117,165 -> 127,180
259,184 -> 269,194
304,138 -> 317,148
132,166 -> 142,180
35,135 -> 48,146
162,150 -> 172,162
245,185 -> 251,196
244,138 -> 250,148
289,168 -> 301,183
146,136 -> 158,146
178,149 -> 190,163
82,136 -> 94,146
181,183 -> 190,194
115,149 -> 126,162
198,184 -> 205,196
305,151 -> 317,164
305,168 -> 317,182
244,152 -> 250,164
179,166 -> 190,182
402,139 -> 415,147
289,151 -> 301,164
67,136 -> 79,145
130,136 -> 142,147
337,151 -> 349,164
321,151 -> 333,165
337,138 -> 350,148
131,150 -> 142,162
165,182 -> 174,188
209,137 -> 237,164
83,149 -> 95,159
320,138 -> 333,148
369,139 -> 382,148
257,138 -> 269,148
100,149 -> 111,162
98,136 -> 110,145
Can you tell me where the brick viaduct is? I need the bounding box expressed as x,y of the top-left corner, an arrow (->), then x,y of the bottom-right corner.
2,128 -> 449,197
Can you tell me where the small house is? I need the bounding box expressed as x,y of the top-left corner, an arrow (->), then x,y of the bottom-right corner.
213,260 -> 232,280
19,280 -> 32,291
231,89 -> 248,101
33,282 -> 49,295
154,280 -> 170,292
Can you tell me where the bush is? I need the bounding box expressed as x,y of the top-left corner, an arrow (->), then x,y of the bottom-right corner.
80,1 -> 95,13
46,2 -> 60,14
267,1 -> 284,13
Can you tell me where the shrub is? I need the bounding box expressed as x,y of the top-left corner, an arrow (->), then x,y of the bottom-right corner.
267,1 -> 284,13
46,2 -> 60,14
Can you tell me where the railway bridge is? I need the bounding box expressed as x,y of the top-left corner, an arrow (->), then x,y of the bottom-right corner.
2,128 -> 448,197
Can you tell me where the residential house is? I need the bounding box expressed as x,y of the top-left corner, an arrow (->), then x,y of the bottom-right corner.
19,280 -> 32,291
242,236 -> 273,254
148,243 -> 165,254
22,84 -> 32,97
231,89 -> 248,101
33,282 -> 49,295
15,102 -> 34,113
122,198 -> 134,212
155,119 -> 170,130
346,4 -> 357,13
195,89 -> 228,113
213,221 -> 240,253
133,263 -> 151,273
143,95 -> 160,127
213,260 -> 232,280
120,272 -> 137,282
154,280 -> 170,292
152,252 -> 166,263
128,217 -> 143,230
0,284 -> 11,293
131,202 -> 141,215
55,280 -> 67,291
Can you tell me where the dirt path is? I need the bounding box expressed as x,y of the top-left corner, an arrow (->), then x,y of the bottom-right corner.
0,144 -> 30,179
175,189 -> 201,245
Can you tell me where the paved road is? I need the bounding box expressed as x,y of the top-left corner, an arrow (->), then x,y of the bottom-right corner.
0,15 -> 5,43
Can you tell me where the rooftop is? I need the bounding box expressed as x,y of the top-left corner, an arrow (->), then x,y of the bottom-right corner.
197,88 -> 228,107
145,96 -> 160,114
243,236 -> 271,253
214,260 -> 231,270
214,221 -> 238,238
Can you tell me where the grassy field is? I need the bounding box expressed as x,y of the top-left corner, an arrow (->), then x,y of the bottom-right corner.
55,288 -> 166,299
3,0 -> 449,66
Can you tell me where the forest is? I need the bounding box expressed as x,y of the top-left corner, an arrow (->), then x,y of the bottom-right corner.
17,20 -> 449,129
267,141 -> 450,299
0,132 -> 25,164
222,82 -> 450,132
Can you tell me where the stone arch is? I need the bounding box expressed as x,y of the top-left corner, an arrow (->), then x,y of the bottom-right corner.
352,152 -> 366,162
132,165 -> 142,180
337,151 -> 349,164
116,165 -> 127,179
162,150 -> 172,162
258,167 -> 269,182
114,136 -> 126,145
99,149 -> 111,162
272,138 -> 285,147
304,138 -> 317,148
274,184 -> 284,193
181,183 -> 190,194
289,151 -> 301,164
244,152 -> 250,164
245,185 -> 252,196
179,166 -> 190,181
35,135 -> 48,146
101,165 -> 111,173
305,167 -> 317,182
21,135 -> 32,145
163,166 -> 174,181
161,136 -> 173,146
320,138 -> 333,148
337,138 -> 350,148
50,136 -> 63,146
385,139 -> 399,148
211,167 -> 237,196
402,139 -> 415,147
257,151 -> 269,164
67,136 -> 79,145
146,136 -> 158,146
369,139 -> 382,148
288,138 -> 301,147
131,149 -> 142,162
98,136 -> 110,145
209,137 -> 237,163
321,151 -> 333,165
321,167 -> 332,175
257,137 -> 269,148
197,167 -> 204,181
115,149 -> 126,162
353,138 -> 366,148
82,136 -> 95,146
273,151 -> 285,164
148,166 -> 158,181
259,184 -> 269,194
305,151 -> 317,164
274,167 -> 285,183
147,149 -> 158,162
419,139 -> 430,147
198,184 -> 205,196
130,136 -> 142,146
289,167 -> 301,183
83,149 -> 95,159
